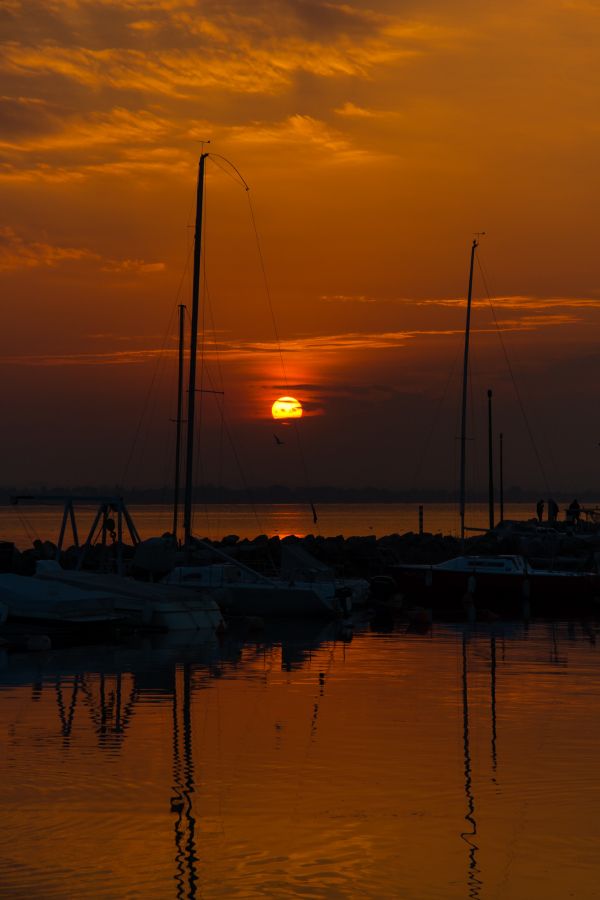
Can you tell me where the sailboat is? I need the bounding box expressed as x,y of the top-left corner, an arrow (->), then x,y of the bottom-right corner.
383,240 -> 600,617
157,153 -> 360,619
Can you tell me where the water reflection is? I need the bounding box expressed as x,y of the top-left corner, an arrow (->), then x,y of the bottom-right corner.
460,633 -> 481,899
1,620 -> 600,899
171,664 -> 198,899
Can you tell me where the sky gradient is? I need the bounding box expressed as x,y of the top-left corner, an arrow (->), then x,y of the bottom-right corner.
2,0 -> 600,497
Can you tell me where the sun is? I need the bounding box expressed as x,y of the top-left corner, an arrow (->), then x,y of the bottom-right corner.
272,396 -> 303,420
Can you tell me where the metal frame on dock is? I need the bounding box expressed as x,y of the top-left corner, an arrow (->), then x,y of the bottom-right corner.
10,495 -> 140,575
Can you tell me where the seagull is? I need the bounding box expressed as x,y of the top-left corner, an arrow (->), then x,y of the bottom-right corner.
273,434 -> 284,445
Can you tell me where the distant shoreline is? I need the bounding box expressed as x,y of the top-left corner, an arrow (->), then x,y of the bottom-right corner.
3,487 -> 599,506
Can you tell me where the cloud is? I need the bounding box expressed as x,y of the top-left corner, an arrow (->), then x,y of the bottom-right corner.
227,114 -> 385,162
0,307 -> 581,368
0,227 -> 165,272
415,295 -> 600,310
0,1 -> 461,104
0,349 -> 173,367
0,38 -> 415,99
321,293 -> 378,302
0,106 -> 171,153
493,314 -> 581,330
333,101 -> 398,118
0,227 -> 98,270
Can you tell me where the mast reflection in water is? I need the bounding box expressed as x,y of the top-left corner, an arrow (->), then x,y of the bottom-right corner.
0,620 -> 600,899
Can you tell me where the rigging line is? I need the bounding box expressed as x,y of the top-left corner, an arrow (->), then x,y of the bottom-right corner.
245,192 -> 287,383
475,255 -> 550,493
121,241 -> 194,488
468,352 -> 481,502
205,154 -> 313,523
209,154 -> 247,190
14,507 -> 39,547
203,368 -> 266,537
203,281 -> 227,535
245,190 -> 317,521
188,190 -> 264,536
202,249 -> 228,537
478,260 -> 560,491
409,338 -> 463,494
208,153 -> 250,192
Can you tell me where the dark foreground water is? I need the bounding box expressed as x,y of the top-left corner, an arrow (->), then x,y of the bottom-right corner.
1,620 -> 599,899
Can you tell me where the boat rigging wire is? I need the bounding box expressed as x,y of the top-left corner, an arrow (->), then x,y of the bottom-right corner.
208,154 -> 250,192
207,152 -> 318,524
120,237 -> 194,490
187,182 -> 265,539
244,189 -> 318,523
408,339 -> 463,496
475,254 -> 551,493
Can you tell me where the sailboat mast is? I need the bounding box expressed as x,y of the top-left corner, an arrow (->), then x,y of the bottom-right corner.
459,238 -> 478,544
499,431 -> 504,523
487,388 -> 494,531
183,153 -> 208,552
172,303 -> 186,543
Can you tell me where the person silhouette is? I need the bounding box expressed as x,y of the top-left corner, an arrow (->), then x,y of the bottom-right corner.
567,498 -> 581,524
536,499 -> 544,522
548,498 -> 559,522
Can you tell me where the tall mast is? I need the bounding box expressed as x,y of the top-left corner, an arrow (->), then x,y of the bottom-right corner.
459,238 -> 478,544
183,153 -> 208,552
499,432 -> 504,523
172,303 -> 186,543
487,388 -> 494,531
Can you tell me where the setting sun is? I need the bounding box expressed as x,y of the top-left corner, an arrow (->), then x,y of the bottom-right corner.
271,396 -> 303,420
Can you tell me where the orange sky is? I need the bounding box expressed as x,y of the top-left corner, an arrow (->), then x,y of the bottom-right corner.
1,0 -> 600,494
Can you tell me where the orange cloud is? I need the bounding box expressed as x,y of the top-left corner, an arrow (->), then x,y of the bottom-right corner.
0,107 -> 171,153
0,227 -> 165,272
227,114 -> 387,163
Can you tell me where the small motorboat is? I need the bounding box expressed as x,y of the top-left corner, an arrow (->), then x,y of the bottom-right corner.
386,554 -> 600,617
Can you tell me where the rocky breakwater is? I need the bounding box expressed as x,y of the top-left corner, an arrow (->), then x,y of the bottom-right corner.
9,521 -> 600,580
177,531 -> 471,580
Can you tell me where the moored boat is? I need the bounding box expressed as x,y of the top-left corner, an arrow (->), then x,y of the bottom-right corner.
163,563 -> 352,619
0,561 -> 225,633
385,554 -> 600,616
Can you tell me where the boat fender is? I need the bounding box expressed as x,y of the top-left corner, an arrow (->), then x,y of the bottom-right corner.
467,575 -> 476,595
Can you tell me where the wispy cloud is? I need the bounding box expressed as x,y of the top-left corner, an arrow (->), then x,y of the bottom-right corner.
226,114 -> 387,163
333,101 -> 398,118
0,38 -> 415,99
415,295 -> 600,310
1,312 -> 578,368
321,293 -> 378,302
0,106 -> 171,153
0,227 -> 165,272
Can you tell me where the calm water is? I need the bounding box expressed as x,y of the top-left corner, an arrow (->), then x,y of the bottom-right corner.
0,502 -> 554,549
1,620 -> 599,898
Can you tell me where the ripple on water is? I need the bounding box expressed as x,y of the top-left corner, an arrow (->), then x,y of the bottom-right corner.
0,622 -> 599,898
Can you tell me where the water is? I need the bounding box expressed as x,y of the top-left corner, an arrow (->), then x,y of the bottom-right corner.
0,502 -> 555,549
1,620 -> 599,898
